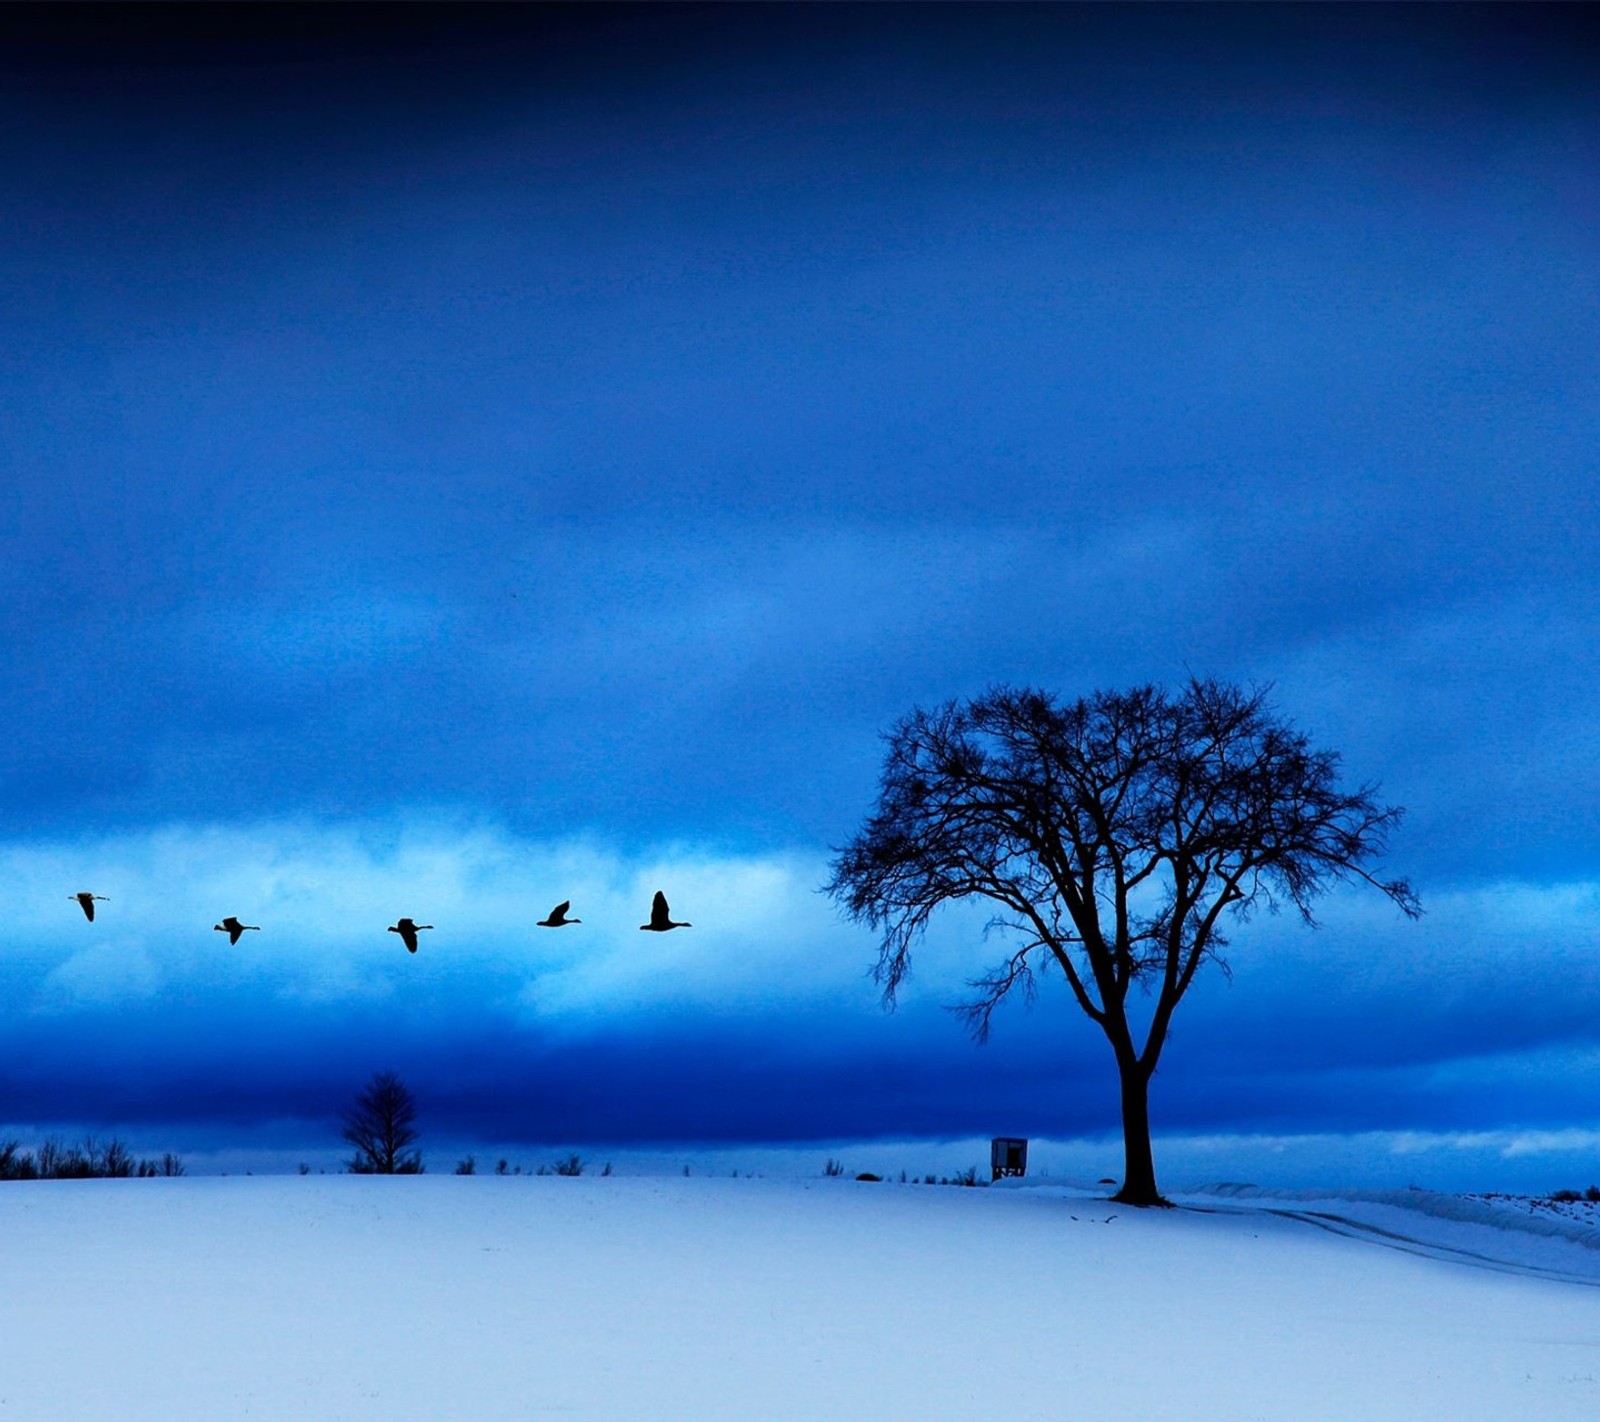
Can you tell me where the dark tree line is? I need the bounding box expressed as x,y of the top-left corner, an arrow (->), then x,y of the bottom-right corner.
828,678 -> 1419,1206
0,1137 -> 185,1180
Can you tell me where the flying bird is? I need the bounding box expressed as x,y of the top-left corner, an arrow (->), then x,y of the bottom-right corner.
640,890 -> 691,932
536,901 -> 581,928
388,918 -> 434,953
70,892 -> 108,922
213,916 -> 260,945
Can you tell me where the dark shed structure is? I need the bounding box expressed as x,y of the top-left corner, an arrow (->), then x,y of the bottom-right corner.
990,1137 -> 1028,1181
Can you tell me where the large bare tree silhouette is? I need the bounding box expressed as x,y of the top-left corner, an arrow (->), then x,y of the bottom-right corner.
828,679 -> 1420,1206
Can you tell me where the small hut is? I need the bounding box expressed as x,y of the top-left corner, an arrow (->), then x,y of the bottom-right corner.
990,1136 -> 1028,1181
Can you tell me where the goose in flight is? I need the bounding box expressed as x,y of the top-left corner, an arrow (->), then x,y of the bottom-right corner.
640,890 -> 690,932
214,916 -> 260,946
388,918 -> 433,953
70,892 -> 108,922
537,901 -> 581,928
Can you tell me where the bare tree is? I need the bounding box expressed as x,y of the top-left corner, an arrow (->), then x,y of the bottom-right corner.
827,679 -> 1420,1207
342,1071 -> 424,1175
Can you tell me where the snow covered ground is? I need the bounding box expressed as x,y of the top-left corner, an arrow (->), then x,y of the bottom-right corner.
4,1175 -> 1600,1420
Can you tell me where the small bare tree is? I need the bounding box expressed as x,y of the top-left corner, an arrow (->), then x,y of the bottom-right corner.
827,679 -> 1420,1206
342,1071 -> 424,1175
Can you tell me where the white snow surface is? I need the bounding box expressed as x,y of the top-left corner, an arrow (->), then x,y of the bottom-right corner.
4,1175 -> 1600,1419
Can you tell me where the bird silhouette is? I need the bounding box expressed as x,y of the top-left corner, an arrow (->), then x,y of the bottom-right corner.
213,916 -> 260,945
70,892 -> 108,922
388,918 -> 433,953
640,890 -> 691,932
536,901 -> 581,928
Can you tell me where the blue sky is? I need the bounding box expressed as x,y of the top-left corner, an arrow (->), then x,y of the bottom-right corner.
3,5 -> 1599,1187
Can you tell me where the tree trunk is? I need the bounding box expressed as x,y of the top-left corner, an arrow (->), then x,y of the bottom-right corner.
1110,1060 -> 1169,1207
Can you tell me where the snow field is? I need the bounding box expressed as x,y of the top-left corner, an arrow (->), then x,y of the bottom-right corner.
2,1175 -> 1599,1420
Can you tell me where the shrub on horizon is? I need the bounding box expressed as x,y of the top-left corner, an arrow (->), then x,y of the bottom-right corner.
0,1140 -> 36,1180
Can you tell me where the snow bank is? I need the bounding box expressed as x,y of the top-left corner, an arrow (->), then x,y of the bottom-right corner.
1182,1181 -> 1600,1284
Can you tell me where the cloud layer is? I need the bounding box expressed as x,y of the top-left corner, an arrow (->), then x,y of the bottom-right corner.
3,819 -> 1597,1191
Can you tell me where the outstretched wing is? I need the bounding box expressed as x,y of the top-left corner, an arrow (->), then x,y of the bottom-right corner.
650,890 -> 670,929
